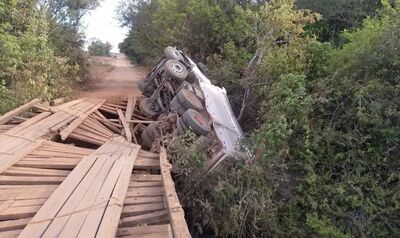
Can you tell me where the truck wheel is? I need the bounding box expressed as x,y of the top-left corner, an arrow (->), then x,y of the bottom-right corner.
177,117 -> 190,135
165,60 -> 188,81
139,98 -> 159,118
182,109 -> 211,136
146,123 -> 161,140
171,96 -> 186,115
165,46 -> 183,61
138,79 -> 146,92
177,89 -> 204,111
141,129 -> 154,149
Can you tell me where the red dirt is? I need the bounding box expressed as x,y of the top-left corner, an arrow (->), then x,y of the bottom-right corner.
80,54 -> 148,98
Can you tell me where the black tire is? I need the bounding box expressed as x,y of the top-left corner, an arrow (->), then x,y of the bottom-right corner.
197,62 -> 209,76
141,129 -> 154,149
182,109 -> 211,136
146,123 -> 161,140
177,117 -> 190,135
177,89 -> 204,111
171,96 -> 186,115
139,98 -> 159,118
176,118 -> 185,135
138,79 -> 146,92
165,46 -> 183,61
165,59 -> 188,81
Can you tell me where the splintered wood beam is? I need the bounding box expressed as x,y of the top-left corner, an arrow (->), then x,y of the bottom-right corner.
125,96 -> 136,121
160,148 -> 191,238
118,108 -> 132,143
59,99 -> 106,140
0,99 -> 41,125
50,97 -> 65,106
127,120 -> 158,124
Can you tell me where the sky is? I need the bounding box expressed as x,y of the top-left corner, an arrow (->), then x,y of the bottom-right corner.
84,0 -> 127,53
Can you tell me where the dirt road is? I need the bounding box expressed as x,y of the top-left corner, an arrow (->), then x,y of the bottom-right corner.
81,54 -> 148,98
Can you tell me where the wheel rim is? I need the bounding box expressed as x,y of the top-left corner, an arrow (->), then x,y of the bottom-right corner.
172,63 -> 184,74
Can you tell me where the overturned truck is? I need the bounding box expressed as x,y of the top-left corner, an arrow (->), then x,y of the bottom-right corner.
138,46 -> 244,170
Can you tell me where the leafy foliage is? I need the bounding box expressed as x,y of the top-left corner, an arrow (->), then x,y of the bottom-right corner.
124,0 -> 400,237
88,39 -> 112,56
0,0 -> 98,114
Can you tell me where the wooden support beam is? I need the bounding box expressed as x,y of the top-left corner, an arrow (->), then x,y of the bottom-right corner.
160,148 -> 191,238
127,120 -> 158,124
118,108 -> 132,143
0,99 -> 41,125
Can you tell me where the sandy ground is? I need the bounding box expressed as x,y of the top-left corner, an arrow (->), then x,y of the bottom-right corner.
81,54 -> 148,98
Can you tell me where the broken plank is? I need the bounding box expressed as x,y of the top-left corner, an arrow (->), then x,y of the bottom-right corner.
60,99 -> 106,140
118,108 -> 132,143
0,139 -> 45,174
125,96 -> 136,121
0,99 -> 40,125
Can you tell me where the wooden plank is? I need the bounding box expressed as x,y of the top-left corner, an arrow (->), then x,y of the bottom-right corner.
0,176 -> 64,185
117,224 -> 171,237
60,99 -> 106,140
0,205 -> 41,220
3,167 -> 69,177
124,196 -> 164,206
43,153 -> 117,237
96,144 -> 141,238
127,120 -> 158,124
160,148 -> 191,238
0,218 -> 30,232
0,99 -> 40,125
129,181 -> 163,188
0,228 -> 22,237
125,96 -> 136,121
119,210 -> 169,227
131,175 -> 162,182
18,142 -> 118,238
135,158 -> 160,170
11,198 -> 47,207
50,97 -> 65,106
126,187 -> 164,198
0,139 -> 45,174
121,202 -> 165,217
76,145 -> 138,237
118,108 -> 132,143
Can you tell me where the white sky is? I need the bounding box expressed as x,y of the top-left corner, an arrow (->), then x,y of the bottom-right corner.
84,0 -> 127,53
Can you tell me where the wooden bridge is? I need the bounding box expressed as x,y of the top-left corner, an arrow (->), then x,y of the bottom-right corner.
0,97 -> 191,237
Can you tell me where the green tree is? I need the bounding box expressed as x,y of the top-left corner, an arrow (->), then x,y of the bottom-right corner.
296,0 -> 382,43
88,39 -> 112,56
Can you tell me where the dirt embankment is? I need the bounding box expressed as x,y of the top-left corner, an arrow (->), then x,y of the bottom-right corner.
81,54 -> 148,98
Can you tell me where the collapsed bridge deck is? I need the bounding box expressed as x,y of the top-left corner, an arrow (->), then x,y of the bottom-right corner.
0,97 -> 190,238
